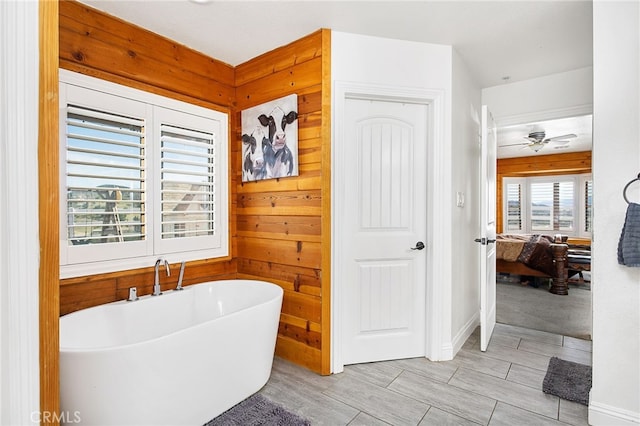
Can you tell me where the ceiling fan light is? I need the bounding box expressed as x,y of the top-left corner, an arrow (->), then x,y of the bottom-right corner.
530,142 -> 544,152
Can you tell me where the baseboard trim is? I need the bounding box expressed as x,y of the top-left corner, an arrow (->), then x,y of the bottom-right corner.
589,399 -> 640,425
451,314 -> 480,356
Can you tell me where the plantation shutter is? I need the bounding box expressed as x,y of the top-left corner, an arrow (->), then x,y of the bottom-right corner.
530,180 -> 574,232
159,124 -> 216,240
505,182 -> 523,231
530,182 -> 553,231
557,181 -> 575,231
584,179 -> 593,233
65,105 -> 145,246
502,174 -> 589,237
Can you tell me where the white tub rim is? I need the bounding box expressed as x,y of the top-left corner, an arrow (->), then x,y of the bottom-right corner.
59,279 -> 283,353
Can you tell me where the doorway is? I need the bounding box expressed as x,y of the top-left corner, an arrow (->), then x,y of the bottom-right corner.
494,113 -> 593,340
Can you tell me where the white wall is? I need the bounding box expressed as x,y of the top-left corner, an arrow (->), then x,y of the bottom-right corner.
0,1 -> 41,424
331,31 -> 481,361
331,31 -> 452,90
590,2 -> 640,425
482,66 -> 593,125
451,50 -> 482,351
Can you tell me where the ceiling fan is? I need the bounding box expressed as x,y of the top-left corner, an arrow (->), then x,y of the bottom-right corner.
500,131 -> 577,152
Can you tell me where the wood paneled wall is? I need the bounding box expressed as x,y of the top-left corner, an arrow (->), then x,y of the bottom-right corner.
58,1 -> 331,375
59,0 -> 234,109
40,0 -> 60,422
496,151 -> 592,234
234,30 -> 332,375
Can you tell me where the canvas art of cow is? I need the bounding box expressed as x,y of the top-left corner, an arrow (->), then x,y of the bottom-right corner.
241,128 -> 267,181
241,94 -> 298,182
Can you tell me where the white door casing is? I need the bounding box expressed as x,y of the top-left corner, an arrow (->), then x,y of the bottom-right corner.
479,105 -> 498,351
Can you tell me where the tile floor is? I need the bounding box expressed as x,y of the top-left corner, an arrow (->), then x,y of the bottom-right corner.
259,323 -> 591,425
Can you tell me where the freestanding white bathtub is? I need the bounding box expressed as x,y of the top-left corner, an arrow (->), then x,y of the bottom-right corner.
59,279 -> 283,426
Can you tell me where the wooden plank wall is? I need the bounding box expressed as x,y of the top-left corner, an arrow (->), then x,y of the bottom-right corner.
58,0 -> 238,314
234,30 -> 331,375
496,151 -> 592,234
40,0 -> 60,422
59,0 -> 235,109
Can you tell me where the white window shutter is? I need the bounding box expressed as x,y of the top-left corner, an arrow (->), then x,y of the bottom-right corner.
59,70 -> 229,277
505,181 -> 523,232
65,105 -> 146,246
159,124 -> 216,239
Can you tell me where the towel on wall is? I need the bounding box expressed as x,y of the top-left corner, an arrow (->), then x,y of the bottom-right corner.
618,202 -> 640,267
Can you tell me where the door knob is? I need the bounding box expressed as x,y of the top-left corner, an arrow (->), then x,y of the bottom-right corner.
474,238 -> 496,245
411,241 -> 425,250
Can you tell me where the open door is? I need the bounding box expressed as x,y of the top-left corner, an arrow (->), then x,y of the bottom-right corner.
478,105 -> 497,351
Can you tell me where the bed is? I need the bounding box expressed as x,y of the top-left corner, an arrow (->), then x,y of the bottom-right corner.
496,234 -> 569,295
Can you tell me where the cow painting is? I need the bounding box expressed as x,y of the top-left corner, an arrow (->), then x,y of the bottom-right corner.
241,94 -> 298,182
241,128 -> 267,181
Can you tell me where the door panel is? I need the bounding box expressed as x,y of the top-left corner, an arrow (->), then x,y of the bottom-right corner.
357,260 -> 411,332
480,105 -> 497,351
343,97 -> 428,365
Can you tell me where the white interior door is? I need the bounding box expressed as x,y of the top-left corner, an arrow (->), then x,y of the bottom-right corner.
342,96 -> 428,365
479,105 -> 497,351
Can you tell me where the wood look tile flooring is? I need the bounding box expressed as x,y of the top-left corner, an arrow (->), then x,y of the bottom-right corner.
259,324 -> 591,425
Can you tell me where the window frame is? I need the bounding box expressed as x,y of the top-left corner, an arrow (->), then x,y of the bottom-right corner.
59,70 -> 229,279
502,173 -> 592,238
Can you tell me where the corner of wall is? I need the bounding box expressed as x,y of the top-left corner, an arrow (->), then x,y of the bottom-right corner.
451,48 -> 482,344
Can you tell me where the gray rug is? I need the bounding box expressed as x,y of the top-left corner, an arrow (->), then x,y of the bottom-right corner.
542,357 -> 592,405
205,394 -> 311,426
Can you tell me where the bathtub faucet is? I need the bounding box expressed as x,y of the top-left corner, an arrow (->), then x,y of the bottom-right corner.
153,257 -> 170,296
176,261 -> 186,291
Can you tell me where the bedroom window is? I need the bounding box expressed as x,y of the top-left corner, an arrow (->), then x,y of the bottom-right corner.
502,174 -> 592,238
59,70 -> 229,278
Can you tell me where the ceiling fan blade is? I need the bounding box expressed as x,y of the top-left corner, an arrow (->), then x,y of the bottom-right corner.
499,142 -> 530,147
546,133 -> 577,142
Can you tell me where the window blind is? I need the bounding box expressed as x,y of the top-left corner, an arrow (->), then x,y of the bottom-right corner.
65,105 -> 145,245
530,181 -> 575,232
584,179 -> 593,233
530,182 -> 553,231
160,124 -> 216,239
505,182 -> 522,231
557,181 -> 575,231
503,175 -> 589,237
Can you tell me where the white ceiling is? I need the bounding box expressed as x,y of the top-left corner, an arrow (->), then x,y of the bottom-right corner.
80,0 -> 594,158
497,114 -> 593,158
81,0 -> 593,88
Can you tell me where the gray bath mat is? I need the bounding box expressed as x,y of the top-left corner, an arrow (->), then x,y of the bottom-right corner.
542,356 -> 592,405
205,393 -> 311,426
